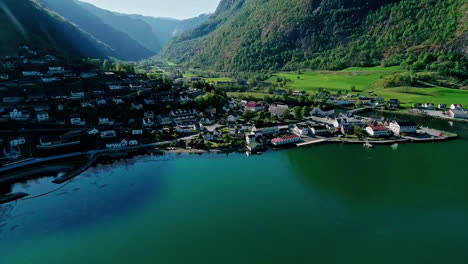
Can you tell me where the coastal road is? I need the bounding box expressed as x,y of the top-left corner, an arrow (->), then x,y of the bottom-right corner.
0,133 -> 200,174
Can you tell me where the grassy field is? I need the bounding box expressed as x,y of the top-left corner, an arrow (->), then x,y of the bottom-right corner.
267,67 -> 468,106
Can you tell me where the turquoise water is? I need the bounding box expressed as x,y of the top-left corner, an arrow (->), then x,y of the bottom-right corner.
0,117 -> 467,264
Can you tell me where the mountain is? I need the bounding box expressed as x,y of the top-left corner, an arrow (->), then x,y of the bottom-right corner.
160,0 -> 467,75
39,0 -> 210,58
0,0 -> 114,59
126,14 -> 211,49
37,0 -> 155,61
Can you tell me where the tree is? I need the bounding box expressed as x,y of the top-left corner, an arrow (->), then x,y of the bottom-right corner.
280,109 -> 291,120
292,106 -> 303,119
102,60 -> 111,71
301,106 -> 311,118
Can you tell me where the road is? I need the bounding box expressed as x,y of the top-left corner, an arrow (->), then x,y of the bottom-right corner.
0,134 -> 199,174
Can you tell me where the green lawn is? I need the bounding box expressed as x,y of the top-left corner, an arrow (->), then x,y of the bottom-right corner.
266,67 -> 468,106
267,71 -> 387,93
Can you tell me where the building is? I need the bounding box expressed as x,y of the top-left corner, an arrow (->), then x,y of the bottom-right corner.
100,130 -> 117,138
388,121 -> 417,135
9,109 -> 22,119
269,104 -> 289,117
132,129 -> 143,135
309,125 -> 328,135
244,102 -> 264,112
176,124 -> 197,133
292,91 -> 307,96
106,139 -> 128,149
310,108 -> 335,117
449,109 -> 468,119
252,124 -> 279,135
271,135 -> 301,146
205,106 -> 217,115
292,124 -> 309,136
87,128 -> 100,135
170,109 -> 199,125
143,118 -> 154,127
22,71 -> 41,77
99,117 -> 114,126
438,104 -> 447,109
450,104 -> 464,110
423,103 -> 435,110
36,111 -> 49,122
341,125 -> 354,135
10,137 -> 26,146
388,99 -> 400,108
333,117 -> 362,129
39,136 -> 62,146
157,114 -> 172,125
70,91 -> 85,100
3,145 -> 21,159
366,125 -> 391,137
70,114 -> 85,126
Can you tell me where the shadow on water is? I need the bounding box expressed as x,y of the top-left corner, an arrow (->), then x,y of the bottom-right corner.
0,153 -> 168,243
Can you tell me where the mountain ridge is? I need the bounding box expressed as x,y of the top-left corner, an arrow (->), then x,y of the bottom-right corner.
160,0 -> 467,76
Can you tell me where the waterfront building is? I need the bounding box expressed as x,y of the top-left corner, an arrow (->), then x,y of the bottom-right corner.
388,121 -> 417,135
271,135 -> 301,146
366,125 -> 391,137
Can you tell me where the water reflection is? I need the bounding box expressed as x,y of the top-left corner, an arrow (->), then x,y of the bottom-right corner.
286,123 -> 468,207
0,155 -> 166,243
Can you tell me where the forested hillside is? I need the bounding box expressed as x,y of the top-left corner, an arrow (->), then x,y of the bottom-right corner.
0,0 -> 113,59
38,0 -> 155,60
161,0 -> 467,77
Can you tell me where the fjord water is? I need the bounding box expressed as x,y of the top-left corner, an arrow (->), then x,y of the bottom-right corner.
1,117 -> 467,264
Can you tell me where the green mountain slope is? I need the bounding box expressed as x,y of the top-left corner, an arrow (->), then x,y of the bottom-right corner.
160,0 -> 467,76
38,0 -> 155,60
75,0 -> 163,53
0,0 -> 113,59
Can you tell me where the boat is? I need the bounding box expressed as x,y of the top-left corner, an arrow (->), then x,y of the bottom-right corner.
363,142 -> 374,148
0,192 -> 28,204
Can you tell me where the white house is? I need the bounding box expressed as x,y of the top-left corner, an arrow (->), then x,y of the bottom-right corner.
70,114 -> 85,126
423,103 -> 435,110
9,109 -> 22,119
129,140 -> 139,146
100,130 -> 117,138
87,128 -> 100,135
10,137 -> 26,146
388,121 -> 417,135
143,118 -> 154,127
36,111 -> 49,122
132,129 -> 143,135
292,124 -> 309,136
366,125 -> 391,137
450,104 -> 464,110
99,117 -> 114,126
252,124 -> 279,135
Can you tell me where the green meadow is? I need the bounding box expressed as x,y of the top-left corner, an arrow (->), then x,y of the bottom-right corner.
267,67 -> 468,106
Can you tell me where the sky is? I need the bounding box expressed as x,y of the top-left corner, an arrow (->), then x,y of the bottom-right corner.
79,0 -> 221,20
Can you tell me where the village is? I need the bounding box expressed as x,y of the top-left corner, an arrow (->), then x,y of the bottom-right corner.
0,46 -> 463,167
